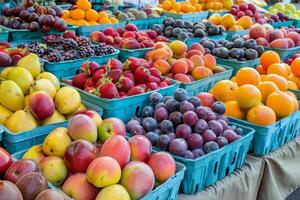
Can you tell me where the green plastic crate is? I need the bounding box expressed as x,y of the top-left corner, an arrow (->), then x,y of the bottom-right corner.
127,17 -> 165,30
77,22 -> 126,37
178,65 -> 233,96
216,57 -> 260,75
264,46 -> 300,61
226,29 -> 249,41
118,47 -> 153,62
163,11 -> 209,23
270,20 -> 293,28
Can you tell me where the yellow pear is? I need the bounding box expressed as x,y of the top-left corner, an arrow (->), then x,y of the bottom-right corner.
17,53 -> 41,78
7,67 -> 34,95
42,127 -> 72,157
22,145 -> 46,164
36,72 -> 60,91
0,80 -> 24,112
64,103 -> 86,119
5,110 -> 37,133
0,67 -> 13,78
41,110 -> 66,126
55,86 -> 81,115
0,104 -> 13,125
24,95 -> 30,108
30,78 -> 56,99
40,156 -> 67,186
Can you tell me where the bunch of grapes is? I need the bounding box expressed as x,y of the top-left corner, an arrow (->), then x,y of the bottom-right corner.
18,34 -> 116,62
0,1 -> 66,33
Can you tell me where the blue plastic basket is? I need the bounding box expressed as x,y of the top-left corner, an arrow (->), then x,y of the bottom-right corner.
152,122 -> 254,194
0,26 -> 9,41
207,10 -> 228,17
118,47 -> 153,62
292,19 -> 300,28
43,50 -> 119,79
56,3 -> 72,10
168,33 -> 227,47
270,20 -> 293,28
62,79 -> 180,123
264,46 -> 300,61
163,11 -> 209,23
178,65 -> 233,96
216,57 -> 260,75
226,29 -> 249,41
1,100 -> 103,154
77,22 -> 126,37
127,17 -> 165,30
229,104 -> 300,156
289,89 -> 300,99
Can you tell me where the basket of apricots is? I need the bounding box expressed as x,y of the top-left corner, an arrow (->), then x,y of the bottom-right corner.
62,0 -> 125,36
146,40 -> 233,96
208,50 -> 300,155
157,0 -> 208,22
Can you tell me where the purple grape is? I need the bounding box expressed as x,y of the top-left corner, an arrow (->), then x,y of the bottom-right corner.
202,130 -> 217,143
166,132 -> 176,140
211,101 -> 225,115
169,138 -> 188,157
157,135 -> 171,150
169,111 -> 183,127
192,148 -> 205,158
174,88 -> 188,102
145,132 -> 159,145
154,107 -> 169,122
193,119 -> 208,134
141,106 -> 154,118
183,111 -> 198,126
142,117 -> 157,132
184,150 -> 194,159
217,136 -> 228,148
160,120 -> 174,134
194,106 -> 208,120
149,92 -> 163,105
179,101 -> 194,113
188,96 -> 201,107
187,134 -> 203,150
126,119 -> 140,132
175,124 -> 192,139
203,141 -> 219,154
165,99 -> 179,112
208,120 -> 223,136
131,125 -> 146,135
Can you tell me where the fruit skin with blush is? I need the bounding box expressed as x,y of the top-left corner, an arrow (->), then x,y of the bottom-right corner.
98,118 -> 126,142
0,147 -> 12,176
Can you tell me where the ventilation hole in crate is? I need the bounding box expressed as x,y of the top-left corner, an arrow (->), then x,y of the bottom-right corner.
135,106 -> 140,116
226,167 -> 229,175
214,162 -> 218,174
195,184 -> 199,192
231,152 -> 237,165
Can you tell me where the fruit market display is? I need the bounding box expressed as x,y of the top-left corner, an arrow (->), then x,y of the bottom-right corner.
210,51 -> 299,126
21,113 -> 177,200
247,24 -> 300,49
200,37 -> 263,61
18,33 -> 115,62
158,0 -> 233,13
0,42 -> 28,67
0,146 -> 69,200
207,13 -> 253,31
268,3 -> 300,20
146,40 -> 225,83
0,3 -> 67,33
126,88 -> 243,159
112,7 -> 160,21
151,18 -> 225,40
0,54 -> 91,133
90,24 -> 168,49
286,51 -> 300,65
62,0 -> 120,26
68,57 -> 172,98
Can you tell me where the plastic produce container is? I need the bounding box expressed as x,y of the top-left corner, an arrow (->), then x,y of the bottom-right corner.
118,47 -> 153,62
270,20 -> 293,28
61,79 -> 180,123
292,19 -> 300,28
264,46 -> 300,61
168,33 -> 227,46
226,29 -> 249,41
126,17 -> 165,30
216,57 -> 260,75
163,11 -> 209,23
77,22 -> 126,37
1,100 -> 103,154
43,49 -> 119,79
178,65 -> 233,96
207,10 -> 228,17
153,122 -> 254,194
0,26 -> 9,41
229,103 -> 300,156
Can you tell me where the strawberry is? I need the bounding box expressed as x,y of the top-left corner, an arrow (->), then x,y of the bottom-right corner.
108,69 -> 123,83
0,42 -> 10,48
85,77 -> 95,88
124,57 -> 142,72
107,58 -> 124,70
136,84 -> 147,89
127,86 -> 145,96
123,71 -> 134,82
119,92 -> 127,98
117,76 -> 134,93
93,69 -> 106,82
72,73 -> 88,89
134,67 -> 150,84
149,68 -> 161,78
99,82 -> 119,99
80,61 -> 100,76
163,79 -> 172,85
148,75 -> 160,84
147,82 -> 159,91
84,87 -> 99,96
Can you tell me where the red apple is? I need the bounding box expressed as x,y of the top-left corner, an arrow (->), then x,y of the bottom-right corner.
98,118 -> 126,142
29,91 -> 55,120
4,159 -> 39,183
0,147 -> 12,177
64,140 -> 98,173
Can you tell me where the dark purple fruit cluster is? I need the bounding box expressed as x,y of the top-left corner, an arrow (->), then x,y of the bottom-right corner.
18,34 -> 115,62
0,3 -> 66,33
126,88 -> 243,160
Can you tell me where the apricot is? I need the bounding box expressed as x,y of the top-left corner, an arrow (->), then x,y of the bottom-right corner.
257,81 -> 279,104
174,73 -> 191,83
169,40 -> 187,56
187,49 -> 203,59
203,54 -> 216,70
260,51 -> 281,71
153,59 -> 171,75
266,91 -> 294,118
264,74 -> 288,91
191,66 -> 213,80
236,67 -> 260,86
171,60 -> 188,74
247,105 -> 276,126
189,55 -> 204,67
235,84 -> 262,109
224,101 -> 245,119
212,80 -> 237,102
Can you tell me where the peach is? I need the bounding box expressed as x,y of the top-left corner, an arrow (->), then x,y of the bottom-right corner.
256,37 -> 268,46
90,31 -> 105,43
86,157 -> 121,188
187,49 -> 203,58
213,66 -> 225,73
128,135 -> 152,162
189,55 -> 204,67
154,42 -> 168,50
98,118 -> 126,142
122,31 -> 136,38
104,36 -> 114,45
180,58 -> 195,73
151,48 -> 172,61
174,73 -> 191,83
100,135 -> 130,168
169,40 -> 187,56
103,27 -> 119,37
203,54 -> 216,70
189,43 -> 205,54
197,92 -> 216,107
165,73 -> 174,79
269,38 -> 289,49
68,114 -> 98,143
280,28 -> 288,37
153,59 -> 171,75
192,66 -> 213,80
249,24 -> 266,39
75,109 -> 102,127
286,32 -> 300,46
114,36 -> 123,45
147,152 -> 176,182
62,173 -> 99,200
145,51 -> 153,61
121,39 -> 141,49
171,60 -> 188,74
269,30 -> 284,42
121,161 -> 155,200
286,38 -> 295,48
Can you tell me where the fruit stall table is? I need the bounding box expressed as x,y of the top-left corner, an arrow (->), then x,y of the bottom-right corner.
179,135 -> 300,200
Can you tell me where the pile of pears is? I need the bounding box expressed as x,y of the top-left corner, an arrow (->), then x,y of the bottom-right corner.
0,53 -> 84,134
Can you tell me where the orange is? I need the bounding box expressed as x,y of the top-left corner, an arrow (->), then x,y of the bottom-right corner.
264,74 -> 288,91
288,74 -> 300,84
85,9 -> 98,22
188,0 -> 198,5
266,91 -> 294,118
162,0 -> 172,10
181,3 -> 191,13
260,75 -> 267,82
75,19 -> 89,26
288,81 -> 298,90
172,2 -> 182,12
62,10 -> 70,19
256,65 -> 266,75
236,67 -> 261,86
224,101 -> 245,119
247,105 -> 276,126
70,8 -> 85,20
88,21 -> 98,25
267,63 -> 289,79
291,57 -> 300,76
257,81 -> 279,104
260,51 -> 281,71
212,80 -> 237,102
98,18 -> 111,24
194,4 -> 202,11
98,11 -> 108,19
76,0 -> 91,11
235,84 -> 262,109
